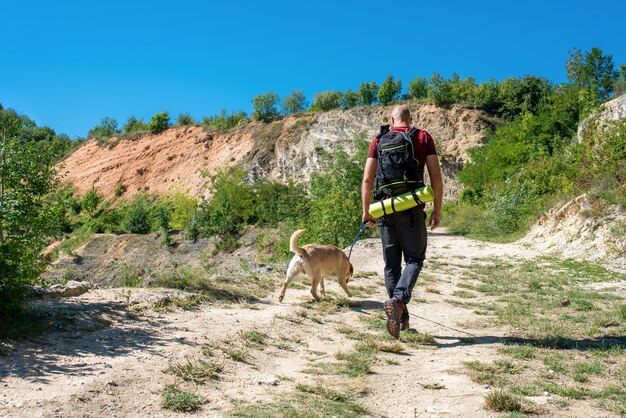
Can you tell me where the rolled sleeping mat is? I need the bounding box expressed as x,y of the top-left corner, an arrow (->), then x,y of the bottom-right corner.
369,185 -> 434,219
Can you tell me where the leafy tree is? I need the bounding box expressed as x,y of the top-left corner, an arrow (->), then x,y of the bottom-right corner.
377,75 -> 402,105
428,73 -> 454,106
311,91 -> 343,112
252,91 -> 280,122
81,187 -> 102,215
614,64 -> 626,96
341,89 -> 360,109
566,47 -> 618,102
149,112 -> 170,134
88,117 -> 120,139
123,116 -> 148,134
407,76 -> 429,100
357,81 -> 379,106
0,112 -> 62,313
497,76 -> 552,119
282,90 -> 308,115
123,194 -> 152,233
177,113 -> 195,126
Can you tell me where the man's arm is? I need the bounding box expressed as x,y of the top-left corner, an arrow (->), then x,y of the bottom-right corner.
361,157 -> 377,227
425,154 -> 443,230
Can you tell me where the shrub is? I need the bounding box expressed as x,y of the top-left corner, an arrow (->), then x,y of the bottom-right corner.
81,187 -> 102,215
252,91 -> 280,122
357,81 -> 378,105
87,117 -> 120,140
114,182 -> 127,198
407,76 -> 429,100
377,75 -> 402,105
282,90 -> 308,114
202,109 -> 248,132
341,89 -> 360,109
311,91 -> 343,112
122,116 -> 148,134
148,112 -> 170,134
122,194 -> 152,234
428,73 -> 454,106
176,112 -> 195,126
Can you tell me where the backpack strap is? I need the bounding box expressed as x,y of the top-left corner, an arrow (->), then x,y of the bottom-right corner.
376,125 -> 390,140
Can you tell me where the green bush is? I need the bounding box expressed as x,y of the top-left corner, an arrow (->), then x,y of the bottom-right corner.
202,109 -> 248,132
252,91 -> 280,123
81,187 -> 102,215
407,76 -> 429,100
341,89 -> 360,109
88,117 -> 120,140
123,194 -> 153,234
357,81 -> 378,106
148,112 -> 170,134
377,75 -> 402,105
122,116 -> 148,134
283,90 -> 308,115
176,112 -> 195,126
311,91 -> 343,112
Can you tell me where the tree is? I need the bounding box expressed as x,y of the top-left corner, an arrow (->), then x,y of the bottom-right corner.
252,91 -> 280,122
81,187 -> 102,215
282,90 -> 308,115
377,75 -> 402,105
357,81 -> 379,106
407,76 -> 429,100
88,117 -> 120,139
341,89 -> 360,109
123,116 -> 147,134
311,91 -> 343,112
428,73 -> 454,106
149,112 -> 170,134
566,47 -> 619,102
177,112 -> 195,126
0,112 -> 62,313
614,64 -> 626,96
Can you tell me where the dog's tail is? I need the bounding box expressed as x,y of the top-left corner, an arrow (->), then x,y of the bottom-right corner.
289,229 -> 306,256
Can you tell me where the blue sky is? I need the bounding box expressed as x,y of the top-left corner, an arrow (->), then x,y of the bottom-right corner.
2,0 -> 625,138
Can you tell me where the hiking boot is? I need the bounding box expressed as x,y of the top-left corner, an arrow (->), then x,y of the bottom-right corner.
400,319 -> 410,331
383,299 -> 405,339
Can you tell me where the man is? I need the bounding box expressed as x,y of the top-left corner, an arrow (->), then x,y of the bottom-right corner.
361,105 -> 443,338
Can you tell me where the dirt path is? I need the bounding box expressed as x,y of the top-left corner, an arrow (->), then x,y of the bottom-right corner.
0,230 -> 616,417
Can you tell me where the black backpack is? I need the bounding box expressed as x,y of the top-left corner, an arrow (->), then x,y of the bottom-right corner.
374,125 -> 424,199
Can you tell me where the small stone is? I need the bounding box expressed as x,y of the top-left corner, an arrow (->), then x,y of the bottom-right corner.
561,299 -> 570,307
548,369 -> 554,374
543,391 -> 549,396
257,374 -> 279,386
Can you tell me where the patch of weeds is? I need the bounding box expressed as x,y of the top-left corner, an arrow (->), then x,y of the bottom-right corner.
399,329 -> 435,344
310,315 -> 324,324
376,341 -> 404,353
452,290 -> 476,299
425,286 -> 441,294
275,314 -> 304,324
225,348 -> 246,362
162,384 -> 206,412
494,360 -> 523,374
385,359 -> 400,365
231,384 -> 369,417
242,330 -> 267,345
421,382 -> 446,389
499,344 -> 536,360
352,271 -> 377,279
484,389 -> 523,412
542,353 -> 567,373
164,359 -> 222,384
543,383 -> 589,399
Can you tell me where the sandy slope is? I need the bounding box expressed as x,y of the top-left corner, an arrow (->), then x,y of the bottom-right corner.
0,231 -> 617,418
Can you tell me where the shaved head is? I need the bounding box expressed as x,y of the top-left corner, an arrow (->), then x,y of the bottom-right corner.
391,105 -> 411,126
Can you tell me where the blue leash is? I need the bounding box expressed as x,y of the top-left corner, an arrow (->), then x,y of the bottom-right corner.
348,222 -> 368,261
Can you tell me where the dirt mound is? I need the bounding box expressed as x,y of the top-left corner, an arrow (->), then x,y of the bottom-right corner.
520,194 -> 625,272
59,104 -> 495,202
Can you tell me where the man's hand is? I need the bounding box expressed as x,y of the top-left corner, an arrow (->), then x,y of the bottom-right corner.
428,211 -> 441,230
362,212 -> 376,228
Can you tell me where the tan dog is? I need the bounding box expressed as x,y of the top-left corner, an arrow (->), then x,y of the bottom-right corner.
278,229 -> 354,302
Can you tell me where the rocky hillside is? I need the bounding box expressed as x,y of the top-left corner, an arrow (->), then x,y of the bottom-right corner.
59,103 -> 495,202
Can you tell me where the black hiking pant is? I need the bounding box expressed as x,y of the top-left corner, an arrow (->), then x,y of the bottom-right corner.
378,206 -> 427,321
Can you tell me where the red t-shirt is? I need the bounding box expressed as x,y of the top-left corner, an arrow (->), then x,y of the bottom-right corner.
367,127 -> 437,170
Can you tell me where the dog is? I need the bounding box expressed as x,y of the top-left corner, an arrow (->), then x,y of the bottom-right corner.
278,229 -> 354,302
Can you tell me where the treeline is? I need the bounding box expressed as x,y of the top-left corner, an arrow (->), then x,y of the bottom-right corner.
88,47 -> 626,141
446,48 -> 625,240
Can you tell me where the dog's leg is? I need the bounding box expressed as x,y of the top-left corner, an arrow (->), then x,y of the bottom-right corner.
320,277 -> 326,298
338,276 -> 352,298
279,258 -> 301,303
310,274 -> 322,301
